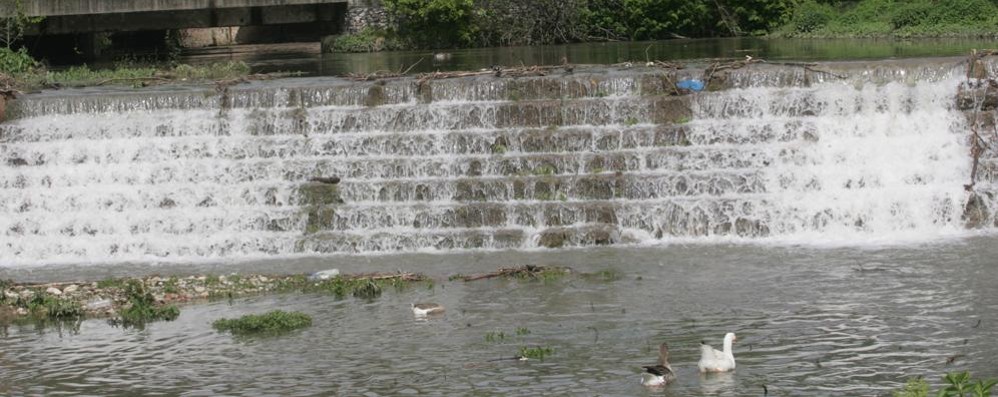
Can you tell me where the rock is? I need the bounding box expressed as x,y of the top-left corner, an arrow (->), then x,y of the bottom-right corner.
309,269 -> 340,280
4,290 -> 18,300
19,289 -> 33,299
309,176 -> 341,184
153,293 -> 166,302
194,286 -> 207,294
259,276 -> 269,283
15,308 -> 27,316
46,287 -> 62,295
63,284 -> 79,294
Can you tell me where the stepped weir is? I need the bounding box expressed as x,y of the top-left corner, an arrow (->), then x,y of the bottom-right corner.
1,58 -> 996,266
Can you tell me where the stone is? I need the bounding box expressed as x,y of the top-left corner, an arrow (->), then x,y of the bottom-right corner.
537,229 -> 569,248
259,276 -> 269,283
46,287 -> 62,295
4,290 -> 18,300
964,191 -> 991,229
15,308 -> 27,316
63,284 -> 79,294
194,286 -> 207,294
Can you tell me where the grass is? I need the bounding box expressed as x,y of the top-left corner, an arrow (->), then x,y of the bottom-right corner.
11,61 -> 252,91
96,277 -> 128,289
16,292 -> 84,319
113,280 -> 180,327
777,0 -> 998,39
213,310 -> 312,335
490,143 -> 508,154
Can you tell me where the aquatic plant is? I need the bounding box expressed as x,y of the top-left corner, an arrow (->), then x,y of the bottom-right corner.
114,280 -> 180,327
581,268 -> 623,282
894,378 -> 929,397
519,346 -> 554,360
485,330 -> 507,342
515,327 -> 530,336
894,372 -> 997,397
212,310 -> 313,335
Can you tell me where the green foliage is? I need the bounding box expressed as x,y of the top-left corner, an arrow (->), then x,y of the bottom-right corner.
114,280 -> 180,327
779,0 -> 998,38
0,47 -> 35,75
385,0 -> 476,47
519,346 -> 554,360
894,373 -> 998,397
212,310 -> 313,335
485,329 -> 507,342
894,378 -> 929,397
515,327 -> 530,335
328,28 -> 410,53
789,0 -> 834,33
938,372 -> 997,397
16,292 -> 84,319
13,61 -> 252,91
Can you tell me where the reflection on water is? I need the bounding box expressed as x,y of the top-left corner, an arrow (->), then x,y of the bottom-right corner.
183,37 -> 998,76
2,238 -> 998,395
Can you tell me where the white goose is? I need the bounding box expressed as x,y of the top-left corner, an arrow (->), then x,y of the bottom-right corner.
698,332 -> 736,372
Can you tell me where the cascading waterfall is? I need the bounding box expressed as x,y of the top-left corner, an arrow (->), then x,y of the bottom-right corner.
0,60 -> 987,266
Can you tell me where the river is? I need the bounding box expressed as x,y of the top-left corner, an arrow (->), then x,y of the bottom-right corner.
2,38 -> 998,395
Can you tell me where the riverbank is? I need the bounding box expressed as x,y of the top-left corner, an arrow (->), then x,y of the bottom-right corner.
0,265 -> 582,323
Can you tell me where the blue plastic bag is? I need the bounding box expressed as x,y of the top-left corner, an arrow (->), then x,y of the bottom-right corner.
676,79 -> 705,92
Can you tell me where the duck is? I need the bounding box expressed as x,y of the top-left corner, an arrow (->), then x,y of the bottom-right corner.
641,342 -> 677,387
411,303 -> 445,317
698,332 -> 736,372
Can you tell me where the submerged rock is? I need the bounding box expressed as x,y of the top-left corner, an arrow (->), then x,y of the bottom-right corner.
309,176 -> 341,184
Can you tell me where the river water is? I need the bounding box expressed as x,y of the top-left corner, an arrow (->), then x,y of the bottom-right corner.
3,38 -> 998,395
3,240 -> 998,395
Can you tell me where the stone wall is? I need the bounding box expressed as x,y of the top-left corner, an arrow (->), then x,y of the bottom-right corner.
345,3 -> 390,33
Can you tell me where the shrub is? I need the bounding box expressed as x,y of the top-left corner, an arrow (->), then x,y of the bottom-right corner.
384,0 -> 476,47
791,0 -> 834,33
0,47 -> 36,75
212,310 -> 313,335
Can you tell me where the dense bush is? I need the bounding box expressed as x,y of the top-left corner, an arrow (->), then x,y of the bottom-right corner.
0,47 -> 36,75
790,0 -> 835,33
780,0 -> 998,38
384,0 -> 477,47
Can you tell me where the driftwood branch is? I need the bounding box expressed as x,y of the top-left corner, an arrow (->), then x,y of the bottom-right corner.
458,265 -> 563,281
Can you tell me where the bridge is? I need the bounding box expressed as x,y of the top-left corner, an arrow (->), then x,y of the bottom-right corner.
3,0 -> 369,35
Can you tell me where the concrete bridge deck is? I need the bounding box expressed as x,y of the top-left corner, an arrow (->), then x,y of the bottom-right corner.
3,0 -> 349,17
4,0 -> 361,35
